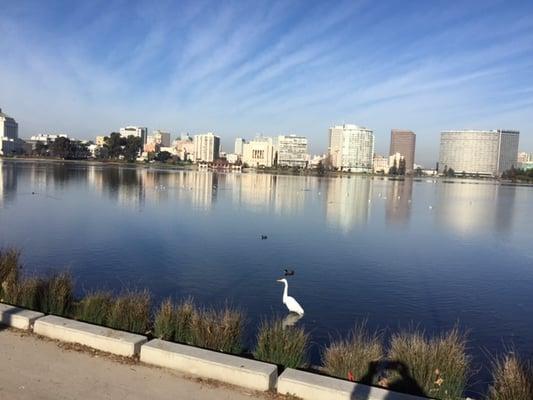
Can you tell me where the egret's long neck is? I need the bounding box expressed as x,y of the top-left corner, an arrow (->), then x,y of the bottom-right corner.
282,281 -> 288,302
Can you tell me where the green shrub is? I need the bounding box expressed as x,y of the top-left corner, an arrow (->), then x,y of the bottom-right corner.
190,305 -> 244,354
153,298 -> 176,340
322,322 -> 383,383
254,318 -> 309,368
107,289 -> 151,334
488,353 -> 533,400
174,297 -> 196,344
387,327 -> 469,399
76,291 -> 113,325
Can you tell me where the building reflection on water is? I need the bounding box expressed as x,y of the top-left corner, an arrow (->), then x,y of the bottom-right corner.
385,179 -> 413,226
0,161 -> 520,235
325,176 -> 372,232
434,181 -> 516,235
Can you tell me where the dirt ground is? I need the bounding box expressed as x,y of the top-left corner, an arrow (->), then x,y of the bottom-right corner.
0,327 -> 281,400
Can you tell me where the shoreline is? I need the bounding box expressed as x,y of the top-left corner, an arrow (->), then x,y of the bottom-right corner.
2,155 -> 532,185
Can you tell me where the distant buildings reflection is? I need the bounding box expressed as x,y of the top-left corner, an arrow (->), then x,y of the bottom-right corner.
0,161 -> 519,236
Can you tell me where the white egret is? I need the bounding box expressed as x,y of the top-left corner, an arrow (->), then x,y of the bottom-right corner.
276,278 -> 304,315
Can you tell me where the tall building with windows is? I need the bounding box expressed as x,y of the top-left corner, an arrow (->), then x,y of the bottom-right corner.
277,135 -> 308,168
389,129 -> 416,173
193,132 -> 220,162
148,130 -> 171,147
234,138 -> 245,156
242,136 -> 275,167
438,130 -> 519,176
328,124 -> 374,172
120,126 -> 148,144
0,108 -> 19,156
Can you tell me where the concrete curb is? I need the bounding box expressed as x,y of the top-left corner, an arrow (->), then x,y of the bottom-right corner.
33,315 -> 147,357
140,339 -> 277,391
277,368 -> 428,400
0,303 -> 44,330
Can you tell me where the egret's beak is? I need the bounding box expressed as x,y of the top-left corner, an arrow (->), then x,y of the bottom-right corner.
276,279 -> 283,282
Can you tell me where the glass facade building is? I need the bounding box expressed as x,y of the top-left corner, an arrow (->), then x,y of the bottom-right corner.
328,124 -> 374,173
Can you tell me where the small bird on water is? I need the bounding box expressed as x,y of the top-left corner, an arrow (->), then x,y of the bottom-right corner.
284,269 -> 295,276
261,235 -> 268,240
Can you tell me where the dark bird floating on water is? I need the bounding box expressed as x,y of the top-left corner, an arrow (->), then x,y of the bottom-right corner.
284,269 -> 295,276
261,235 -> 268,240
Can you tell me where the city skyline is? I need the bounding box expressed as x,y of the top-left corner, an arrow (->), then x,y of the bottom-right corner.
1,1 -> 532,165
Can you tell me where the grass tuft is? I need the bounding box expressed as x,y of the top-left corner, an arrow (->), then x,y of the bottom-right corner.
190,305 -> 244,354
76,291 -> 113,325
387,327 -> 469,399
488,353 -> 533,400
0,248 -> 21,299
322,321 -> 383,383
153,298 -> 177,340
107,289 -> 151,334
174,297 -> 196,344
253,317 -> 309,369
4,277 -> 42,310
41,272 -> 74,316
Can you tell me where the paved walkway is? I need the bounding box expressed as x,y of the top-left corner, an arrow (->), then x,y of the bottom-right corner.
0,327 -> 268,400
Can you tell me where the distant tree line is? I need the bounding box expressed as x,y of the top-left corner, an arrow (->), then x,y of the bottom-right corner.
33,137 -> 89,160
95,132 -> 143,162
502,166 -> 533,181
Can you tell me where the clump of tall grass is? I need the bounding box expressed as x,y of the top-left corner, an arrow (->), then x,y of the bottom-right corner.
41,272 -> 74,316
322,321 -> 383,383
174,297 -> 195,344
253,317 -> 309,369
76,291 -> 113,325
4,277 -> 42,310
487,353 -> 533,400
153,298 -> 177,340
190,305 -> 244,354
107,289 -> 151,334
0,248 -> 21,299
387,327 -> 469,399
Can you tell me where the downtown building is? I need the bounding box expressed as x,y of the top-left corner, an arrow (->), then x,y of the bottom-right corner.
328,124 -> 374,173
389,129 -> 416,173
193,132 -> 220,162
242,136 -> 275,167
277,135 -> 308,168
120,126 -> 148,145
438,130 -> 519,176
0,108 -> 20,156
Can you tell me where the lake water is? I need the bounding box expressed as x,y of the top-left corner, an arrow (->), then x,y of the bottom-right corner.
1,159 -> 533,395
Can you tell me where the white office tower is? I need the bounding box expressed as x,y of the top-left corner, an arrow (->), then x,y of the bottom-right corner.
242,136 -> 275,167
277,135 -> 308,168
0,108 -> 19,156
439,130 -> 519,176
328,124 -> 374,173
234,137 -> 245,156
193,132 -> 220,162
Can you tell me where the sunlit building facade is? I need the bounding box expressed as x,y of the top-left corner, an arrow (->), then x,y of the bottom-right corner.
193,132 -> 220,162
328,124 -> 374,173
119,126 -> 148,144
389,129 -> 416,173
0,108 -> 19,156
439,130 -> 519,176
277,135 -> 308,168
242,136 -> 275,167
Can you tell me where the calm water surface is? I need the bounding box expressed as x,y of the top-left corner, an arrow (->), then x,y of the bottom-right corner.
1,160 -> 533,394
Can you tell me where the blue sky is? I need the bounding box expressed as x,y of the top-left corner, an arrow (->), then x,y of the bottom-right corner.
1,0 -> 532,165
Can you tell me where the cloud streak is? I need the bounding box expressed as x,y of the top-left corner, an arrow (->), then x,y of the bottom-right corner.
0,0 -> 532,164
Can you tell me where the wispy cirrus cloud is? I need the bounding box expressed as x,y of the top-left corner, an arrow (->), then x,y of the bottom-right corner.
0,0 -> 532,164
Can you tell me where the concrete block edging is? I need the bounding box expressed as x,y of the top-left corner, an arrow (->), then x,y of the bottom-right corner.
33,315 -> 147,357
0,303 -> 44,330
140,338 -> 277,392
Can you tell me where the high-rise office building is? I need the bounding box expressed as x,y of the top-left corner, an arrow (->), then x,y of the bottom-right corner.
193,132 -> 220,162
438,130 -> 519,176
328,124 -> 374,173
234,138 -> 245,156
389,129 -> 416,173
0,108 -> 19,156
277,135 -> 308,168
